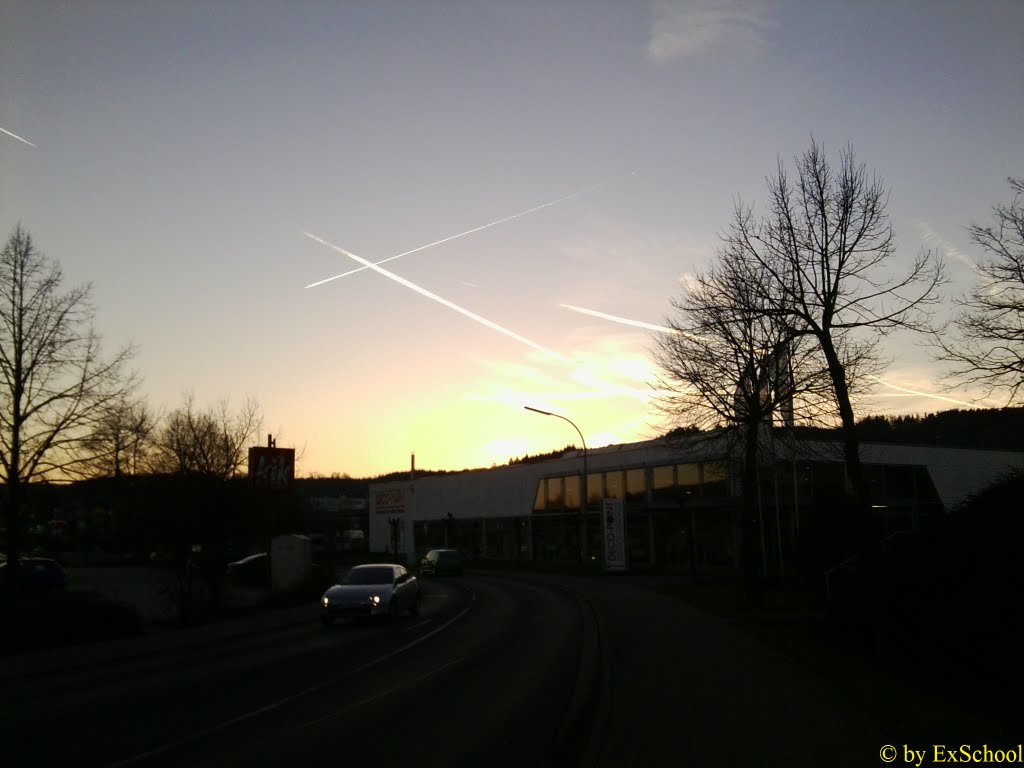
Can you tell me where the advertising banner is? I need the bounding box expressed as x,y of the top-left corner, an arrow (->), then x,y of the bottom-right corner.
373,487 -> 406,515
602,498 -> 627,571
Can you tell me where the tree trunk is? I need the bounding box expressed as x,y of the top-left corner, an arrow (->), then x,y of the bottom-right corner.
740,420 -> 762,603
820,337 -> 870,555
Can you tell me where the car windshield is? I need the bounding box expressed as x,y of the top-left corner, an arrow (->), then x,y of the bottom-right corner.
342,566 -> 394,586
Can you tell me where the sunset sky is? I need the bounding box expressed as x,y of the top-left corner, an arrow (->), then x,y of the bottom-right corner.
3,1 -> 1022,477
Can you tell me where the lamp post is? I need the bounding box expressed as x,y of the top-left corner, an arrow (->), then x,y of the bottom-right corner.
524,406 -> 588,565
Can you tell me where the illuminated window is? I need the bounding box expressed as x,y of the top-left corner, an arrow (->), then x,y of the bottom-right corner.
533,480 -> 545,511
547,476 -> 565,508
586,473 -> 603,505
701,461 -> 729,496
651,465 -> 675,500
605,471 -> 624,500
564,474 -> 581,510
626,468 -> 646,501
677,463 -> 700,497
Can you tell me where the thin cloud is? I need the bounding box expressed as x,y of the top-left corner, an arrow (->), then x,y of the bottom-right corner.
648,0 -> 776,62
304,231 -> 568,362
0,126 -> 37,148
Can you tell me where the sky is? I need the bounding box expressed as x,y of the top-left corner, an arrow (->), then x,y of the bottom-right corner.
2,0 -> 1022,478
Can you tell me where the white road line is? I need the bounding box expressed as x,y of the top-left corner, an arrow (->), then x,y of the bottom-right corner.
104,598 -> 476,768
298,656 -> 466,729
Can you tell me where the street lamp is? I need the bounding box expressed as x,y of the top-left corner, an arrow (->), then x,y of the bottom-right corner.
524,406 -> 588,565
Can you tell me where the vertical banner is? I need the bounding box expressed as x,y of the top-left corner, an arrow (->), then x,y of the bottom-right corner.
602,498 -> 627,571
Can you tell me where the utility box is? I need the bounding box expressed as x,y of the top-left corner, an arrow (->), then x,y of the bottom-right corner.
271,534 -> 312,592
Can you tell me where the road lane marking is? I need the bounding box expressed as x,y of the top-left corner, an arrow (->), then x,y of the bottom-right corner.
104,598 -> 476,768
298,656 -> 466,729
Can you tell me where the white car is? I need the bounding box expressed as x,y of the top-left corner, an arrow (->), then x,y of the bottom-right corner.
320,563 -> 421,626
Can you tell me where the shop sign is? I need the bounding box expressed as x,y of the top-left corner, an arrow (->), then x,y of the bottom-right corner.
602,498 -> 626,571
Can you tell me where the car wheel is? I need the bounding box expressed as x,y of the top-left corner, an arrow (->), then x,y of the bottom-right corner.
410,590 -> 421,617
321,616 -> 334,628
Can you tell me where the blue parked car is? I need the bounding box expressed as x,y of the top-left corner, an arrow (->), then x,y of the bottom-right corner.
419,548 -> 464,577
0,557 -> 67,591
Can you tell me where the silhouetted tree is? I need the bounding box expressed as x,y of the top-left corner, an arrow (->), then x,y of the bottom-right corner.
653,241 -> 834,587
721,139 -> 946,546
150,394 -> 262,480
0,224 -> 136,587
81,395 -> 156,478
937,177 -> 1024,404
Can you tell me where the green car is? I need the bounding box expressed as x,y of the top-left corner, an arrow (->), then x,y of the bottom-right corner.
419,548 -> 464,577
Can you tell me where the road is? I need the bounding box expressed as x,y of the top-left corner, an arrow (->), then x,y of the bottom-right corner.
2,574 -> 595,768
2,572 -> 997,767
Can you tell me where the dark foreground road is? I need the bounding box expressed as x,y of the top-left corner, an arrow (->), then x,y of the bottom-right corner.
2,572 -> 1008,768
2,575 -> 593,768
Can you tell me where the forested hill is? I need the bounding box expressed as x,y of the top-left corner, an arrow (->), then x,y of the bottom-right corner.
855,408 -> 1024,451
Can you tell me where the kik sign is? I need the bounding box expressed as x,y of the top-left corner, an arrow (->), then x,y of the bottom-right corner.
248,447 -> 295,493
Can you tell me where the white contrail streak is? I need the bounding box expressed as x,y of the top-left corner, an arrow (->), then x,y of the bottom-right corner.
563,304 -> 979,408
561,303 -> 708,341
305,187 -> 592,289
867,375 -> 977,407
304,231 -> 568,361
560,304 -> 680,335
0,127 -> 37,148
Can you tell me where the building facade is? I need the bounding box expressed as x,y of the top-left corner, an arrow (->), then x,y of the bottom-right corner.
368,433 -> 1024,574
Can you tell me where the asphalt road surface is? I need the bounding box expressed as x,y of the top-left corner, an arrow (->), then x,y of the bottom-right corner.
2,572 -> 1000,768
2,574 -> 594,768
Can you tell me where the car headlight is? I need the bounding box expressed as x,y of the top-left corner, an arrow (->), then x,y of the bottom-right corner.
369,594 -> 380,606
322,596 -> 329,606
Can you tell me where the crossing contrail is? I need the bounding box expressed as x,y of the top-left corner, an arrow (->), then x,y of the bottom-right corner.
562,303 -> 980,408
0,127 -> 37,148
304,231 -> 568,361
305,187 -> 593,289
560,304 -> 680,335
866,375 -> 977,407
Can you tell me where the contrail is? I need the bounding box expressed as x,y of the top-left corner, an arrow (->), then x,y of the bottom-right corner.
305,187 -> 593,289
560,303 -> 707,341
560,304 -> 680,335
563,303 -> 979,408
867,375 -> 978,407
0,127 -> 37,148
304,231 -> 568,361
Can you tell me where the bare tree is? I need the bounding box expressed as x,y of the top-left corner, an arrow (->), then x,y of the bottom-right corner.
81,395 -> 156,478
722,140 -> 946,542
151,394 -> 262,480
653,247 -> 834,585
937,177 -> 1024,404
1,225 -> 136,585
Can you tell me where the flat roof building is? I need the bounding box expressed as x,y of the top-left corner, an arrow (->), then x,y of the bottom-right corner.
369,433 -> 1024,575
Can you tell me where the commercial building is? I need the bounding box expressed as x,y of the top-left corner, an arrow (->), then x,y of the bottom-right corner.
368,432 -> 1024,574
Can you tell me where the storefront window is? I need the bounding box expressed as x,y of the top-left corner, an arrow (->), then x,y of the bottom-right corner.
626,468 -> 646,501
677,463 -> 700,497
701,461 -> 729,496
546,476 -> 565,508
651,465 -> 675,501
604,471 -> 624,500
564,474 -> 581,510
586,473 -> 603,506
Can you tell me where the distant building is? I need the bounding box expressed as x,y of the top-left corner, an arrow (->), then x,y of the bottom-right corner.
368,432 -> 1024,574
